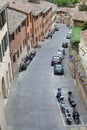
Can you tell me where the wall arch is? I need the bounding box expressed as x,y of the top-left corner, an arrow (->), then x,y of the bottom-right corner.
6,71 -> 9,88
8,63 -> 12,82
2,77 -> 7,98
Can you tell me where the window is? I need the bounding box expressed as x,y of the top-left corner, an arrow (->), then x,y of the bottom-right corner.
0,10 -> 6,29
16,26 -> 20,34
20,45 -> 22,53
23,39 -> 26,47
27,32 -> 29,39
35,28 -> 37,34
17,50 -> 19,57
22,21 -> 25,27
4,33 -> 8,52
27,17 -> 29,26
30,13 -> 32,23
0,44 -> 2,62
9,33 -> 14,42
1,40 -> 5,56
13,55 -> 16,63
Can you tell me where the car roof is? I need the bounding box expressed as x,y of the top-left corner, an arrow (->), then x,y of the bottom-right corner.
52,56 -> 60,59
55,64 -> 62,67
58,47 -> 64,50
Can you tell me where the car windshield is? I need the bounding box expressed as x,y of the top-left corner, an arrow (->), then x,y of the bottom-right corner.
53,57 -> 60,60
58,48 -> 64,51
55,65 -> 62,69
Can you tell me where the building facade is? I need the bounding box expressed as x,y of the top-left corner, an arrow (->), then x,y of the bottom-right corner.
41,1 -> 52,38
56,7 -> 71,24
8,1 -> 33,52
7,8 -> 27,73
79,30 -> 87,74
72,11 -> 87,26
0,1 -> 13,130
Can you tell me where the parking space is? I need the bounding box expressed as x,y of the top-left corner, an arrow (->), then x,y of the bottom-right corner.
54,88 -> 84,126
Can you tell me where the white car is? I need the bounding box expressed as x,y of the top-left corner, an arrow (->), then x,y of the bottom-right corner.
56,51 -> 64,59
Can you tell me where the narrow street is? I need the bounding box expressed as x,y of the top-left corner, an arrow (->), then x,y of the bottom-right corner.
5,24 -> 87,130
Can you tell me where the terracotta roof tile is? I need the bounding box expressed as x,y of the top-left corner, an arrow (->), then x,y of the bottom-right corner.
7,0 -> 53,14
57,7 -> 71,13
72,11 -> 87,21
80,30 -> 87,44
8,1 -> 32,14
7,8 -> 27,34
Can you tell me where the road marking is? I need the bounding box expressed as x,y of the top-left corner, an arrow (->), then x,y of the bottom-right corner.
53,89 -> 66,126
70,128 -> 76,130
80,127 -> 86,130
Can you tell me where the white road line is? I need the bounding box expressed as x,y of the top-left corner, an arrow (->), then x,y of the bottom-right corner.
65,124 -> 85,127
80,126 -> 87,130
53,89 -> 66,126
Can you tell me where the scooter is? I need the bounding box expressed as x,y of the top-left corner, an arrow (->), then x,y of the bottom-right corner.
60,99 -> 66,114
56,88 -> 62,102
65,108 -> 72,125
73,109 -> 80,124
68,91 -> 76,107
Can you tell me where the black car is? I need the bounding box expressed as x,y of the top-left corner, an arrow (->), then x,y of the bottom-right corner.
54,64 -> 64,75
55,26 -> 59,31
51,56 -> 62,66
62,41 -> 68,48
48,33 -> 52,38
19,62 -> 27,72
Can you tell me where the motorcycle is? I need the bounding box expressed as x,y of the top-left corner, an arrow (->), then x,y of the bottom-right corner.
65,108 -> 72,125
56,88 -> 62,102
68,91 -> 76,107
60,99 -> 66,114
73,109 -> 80,124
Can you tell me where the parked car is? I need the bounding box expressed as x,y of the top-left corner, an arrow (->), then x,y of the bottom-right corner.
28,51 -> 36,61
55,26 -> 59,31
19,62 -> 28,72
66,24 -> 72,29
66,33 -> 71,39
56,51 -> 64,59
51,56 -> 62,66
62,41 -> 68,48
54,64 -> 64,75
48,32 -> 52,38
58,47 -> 65,55
51,28 -> 55,34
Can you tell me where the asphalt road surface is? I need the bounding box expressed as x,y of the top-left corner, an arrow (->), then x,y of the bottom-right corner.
5,24 -> 87,130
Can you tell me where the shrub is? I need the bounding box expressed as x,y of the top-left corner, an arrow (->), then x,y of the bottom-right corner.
82,21 -> 87,30
79,4 -> 87,11
70,26 -> 82,52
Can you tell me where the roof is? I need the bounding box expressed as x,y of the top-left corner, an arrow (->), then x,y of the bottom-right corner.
56,7 -> 71,13
8,1 -> 32,14
48,2 -> 57,12
38,1 -> 52,13
28,3 -> 43,16
7,8 -> 27,34
8,0 -> 52,14
80,30 -> 87,44
0,0 -> 8,12
72,11 -> 87,21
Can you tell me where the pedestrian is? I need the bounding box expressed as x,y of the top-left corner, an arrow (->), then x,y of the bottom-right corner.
50,34 -> 52,39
